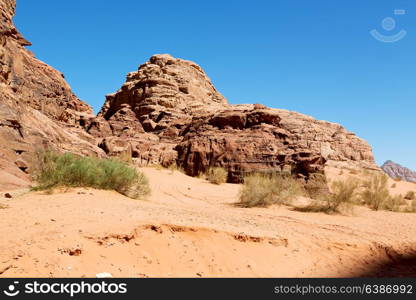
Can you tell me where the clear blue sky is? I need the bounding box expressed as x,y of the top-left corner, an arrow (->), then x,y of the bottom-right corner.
14,0 -> 415,169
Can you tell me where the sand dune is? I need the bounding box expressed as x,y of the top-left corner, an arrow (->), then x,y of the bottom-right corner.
0,167 -> 415,278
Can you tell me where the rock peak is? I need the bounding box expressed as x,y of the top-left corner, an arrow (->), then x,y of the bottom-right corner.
93,54 -> 228,137
381,160 -> 416,183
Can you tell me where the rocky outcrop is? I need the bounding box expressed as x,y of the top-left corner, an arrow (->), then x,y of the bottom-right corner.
381,160 -> 416,183
92,54 -> 377,182
87,54 -> 230,167
177,105 -> 375,182
0,1 -> 378,187
0,0 -> 103,190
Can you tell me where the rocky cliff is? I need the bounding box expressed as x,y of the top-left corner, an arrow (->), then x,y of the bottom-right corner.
381,160 -> 416,183
0,0 -> 103,190
90,54 -> 377,182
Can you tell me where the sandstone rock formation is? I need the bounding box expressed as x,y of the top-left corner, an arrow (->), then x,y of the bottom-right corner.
91,54 -> 377,182
0,0 -> 103,190
381,160 -> 416,183
1,0 -> 378,188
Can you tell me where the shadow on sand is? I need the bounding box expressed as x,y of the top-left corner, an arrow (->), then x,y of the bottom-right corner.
356,254 -> 416,277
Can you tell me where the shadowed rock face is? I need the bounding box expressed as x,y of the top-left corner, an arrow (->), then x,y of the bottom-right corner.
91,54 -> 377,182
381,160 -> 416,183
0,0 -> 104,190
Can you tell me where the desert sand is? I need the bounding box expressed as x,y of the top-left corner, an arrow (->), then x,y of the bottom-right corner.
0,167 -> 415,278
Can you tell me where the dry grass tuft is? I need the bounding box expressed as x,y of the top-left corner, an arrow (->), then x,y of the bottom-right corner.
238,173 -> 304,208
404,191 -> 416,200
206,167 -> 228,185
304,173 -> 329,200
360,173 -> 390,211
295,179 -> 358,214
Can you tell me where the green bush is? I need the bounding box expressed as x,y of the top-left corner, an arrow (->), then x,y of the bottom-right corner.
206,167 -> 228,185
32,151 -> 150,199
238,173 -> 304,208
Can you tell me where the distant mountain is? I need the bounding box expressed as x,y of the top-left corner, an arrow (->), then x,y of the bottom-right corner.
381,160 -> 416,183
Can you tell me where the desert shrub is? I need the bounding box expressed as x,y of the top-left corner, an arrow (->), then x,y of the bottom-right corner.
327,179 -> 358,212
349,169 -> 359,175
362,169 -> 373,177
239,173 -> 304,208
167,162 -> 186,175
404,191 -> 416,200
206,167 -> 228,185
393,177 -> 402,182
117,150 -> 133,164
360,173 -> 390,211
391,183 -> 397,188
412,200 -> 416,212
382,194 -> 403,212
32,151 -> 150,199
296,179 -> 358,214
304,173 -> 329,200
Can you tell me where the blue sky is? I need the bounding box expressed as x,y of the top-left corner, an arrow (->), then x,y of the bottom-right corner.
15,0 -> 415,169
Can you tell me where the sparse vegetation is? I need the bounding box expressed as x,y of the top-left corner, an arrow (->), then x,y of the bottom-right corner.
404,191 -> 416,200
238,173 -> 304,208
296,179 -> 358,214
117,150 -> 133,164
349,169 -> 359,175
167,162 -> 186,175
238,169 -> 416,214
358,173 -> 415,212
206,167 -> 228,185
382,194 -> 406,212
359,173 -> 390,211
411,200 -> 416,212
32,151 -> 150,199
327,179 -> 358,213
393,177 -> 402,182
304,173 -> 328,200
391,183 -> 397,188
0,203 -> 8,209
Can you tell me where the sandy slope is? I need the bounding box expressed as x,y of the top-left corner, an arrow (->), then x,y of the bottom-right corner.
0,167 -> 415,278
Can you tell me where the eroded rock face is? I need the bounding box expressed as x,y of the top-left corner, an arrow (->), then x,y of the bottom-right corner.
176,105 -> 376,182
0,0 -> 103,190
87,54 -> 229,167
381,160 -> 416,183
92,54 -> 377,182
